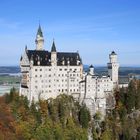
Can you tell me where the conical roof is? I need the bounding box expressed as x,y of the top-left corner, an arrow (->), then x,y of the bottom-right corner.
51,40 -> 56,52
111,51 -> 117,55
37,24 -> 43,37
89,65 -> 93,68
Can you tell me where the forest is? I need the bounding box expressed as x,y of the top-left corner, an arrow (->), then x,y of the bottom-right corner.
1,80 -> 140,140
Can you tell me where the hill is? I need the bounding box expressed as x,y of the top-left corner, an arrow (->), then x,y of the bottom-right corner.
1,66 -> 140,76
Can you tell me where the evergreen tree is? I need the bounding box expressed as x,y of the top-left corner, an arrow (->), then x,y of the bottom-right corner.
135,81 -> 140,109
126,81 -> 136,113
79,104 -> 90,128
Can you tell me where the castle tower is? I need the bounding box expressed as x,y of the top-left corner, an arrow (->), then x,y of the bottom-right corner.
89,65 -> 94,75
51,40 -> 57,66
107,51 -> 119,88
35,25 -> 44,50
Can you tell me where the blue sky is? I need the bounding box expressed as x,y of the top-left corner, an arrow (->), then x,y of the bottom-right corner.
0,0 -> 140,66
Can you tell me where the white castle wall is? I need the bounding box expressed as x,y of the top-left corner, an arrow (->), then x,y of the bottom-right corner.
20,27 -> 120,117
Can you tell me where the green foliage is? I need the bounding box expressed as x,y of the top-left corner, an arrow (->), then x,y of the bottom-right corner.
135,81 -> 140,109
92,127 -> 99,140
1,91 -> 89,139
35,122 -> 54,140
126,81 -> 136,113
5,87 -> 17,104
79,104 -> 90,128
100,129 -> 113,140
53,123 -> 64,140
94,111 -> 101,121
2,80 -> 140,140
119,87 -> 126,104
116,80 -> 140,113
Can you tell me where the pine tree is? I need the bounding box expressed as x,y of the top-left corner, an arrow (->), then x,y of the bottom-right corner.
126,81 -> 136,113
79,104 -> 90,128
135,81 -> 140,109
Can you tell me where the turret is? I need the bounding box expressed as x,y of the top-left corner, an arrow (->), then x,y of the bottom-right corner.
51,40 -> 57,66
107,51 -> 119,87
35,25 -> 44,50
89,65 -> 94,75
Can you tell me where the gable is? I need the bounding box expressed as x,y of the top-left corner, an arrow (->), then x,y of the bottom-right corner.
20,50 -> 30,66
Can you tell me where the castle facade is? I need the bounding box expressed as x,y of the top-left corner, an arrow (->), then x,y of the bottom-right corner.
20,26 -> 119,116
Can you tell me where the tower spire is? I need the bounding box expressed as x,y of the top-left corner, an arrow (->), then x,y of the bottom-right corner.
35,24 -> 44,50
37,24 -> 43,37
51,39 -> 57,66
51,39 -> 56,52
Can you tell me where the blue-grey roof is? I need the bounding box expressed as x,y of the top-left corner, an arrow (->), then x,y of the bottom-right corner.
111,51 -> 117,55
24,50 -> 82,66
51,41 -> 56,52
37,25 -> 43,37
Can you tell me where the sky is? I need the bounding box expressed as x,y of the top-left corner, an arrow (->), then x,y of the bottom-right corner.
0,0 -> 140,66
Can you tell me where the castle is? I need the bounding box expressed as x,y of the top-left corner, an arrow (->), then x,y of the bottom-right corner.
20,25 -> 120,117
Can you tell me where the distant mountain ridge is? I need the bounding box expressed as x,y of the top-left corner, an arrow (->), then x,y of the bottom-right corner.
0,66 -> 20,74
1,66 -> 140,76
